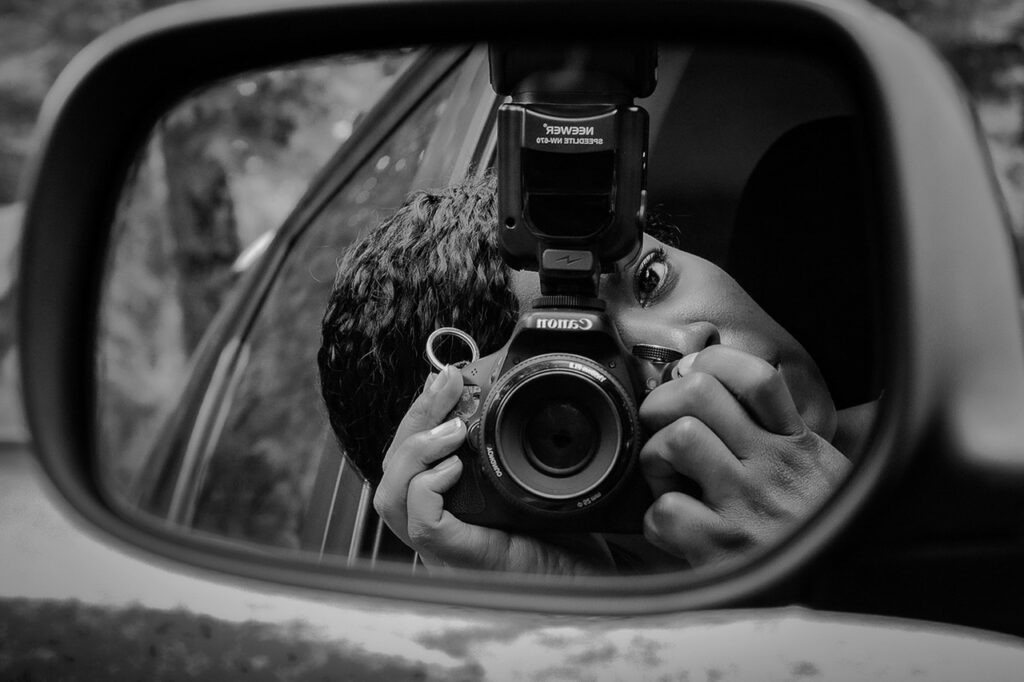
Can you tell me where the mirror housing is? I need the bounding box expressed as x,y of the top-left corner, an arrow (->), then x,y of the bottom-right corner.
19,0 -> 1024,622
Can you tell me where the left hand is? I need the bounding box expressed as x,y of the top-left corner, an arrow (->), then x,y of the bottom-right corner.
638,345 -> 849,568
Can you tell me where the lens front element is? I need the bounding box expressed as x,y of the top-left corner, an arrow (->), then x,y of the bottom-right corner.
484,354 -> 638,504
523,396 -> 599,476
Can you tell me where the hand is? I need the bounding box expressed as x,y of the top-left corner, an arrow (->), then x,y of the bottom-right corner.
373,365 -> 614,574
638,345 -> 849,568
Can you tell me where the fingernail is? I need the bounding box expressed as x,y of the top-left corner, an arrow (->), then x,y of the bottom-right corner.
423,372 -> 437,391
435,455 -> 460,472
430,365 -> 451,393
429,417 -> 463,438
672,352 -> 700,379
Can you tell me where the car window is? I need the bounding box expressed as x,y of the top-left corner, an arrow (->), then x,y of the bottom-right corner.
183,61 -> 464,551
97,51 -> 418,511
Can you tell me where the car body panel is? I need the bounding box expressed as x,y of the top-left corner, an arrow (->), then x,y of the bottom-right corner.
5,448 -> 1024,680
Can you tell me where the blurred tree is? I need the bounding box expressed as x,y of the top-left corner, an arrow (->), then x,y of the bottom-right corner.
0,0 -> 180,201
157,65 -> 337,351
160,121 -> 241,353
871,0 -> 1024,94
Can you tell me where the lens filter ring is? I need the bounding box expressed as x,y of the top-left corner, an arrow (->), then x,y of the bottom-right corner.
478,354 -> 640,512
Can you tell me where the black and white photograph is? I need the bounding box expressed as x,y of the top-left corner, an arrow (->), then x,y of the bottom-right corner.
3,0 -> 1024,679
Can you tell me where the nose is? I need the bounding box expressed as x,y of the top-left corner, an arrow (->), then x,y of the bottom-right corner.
673,321 -> 721,356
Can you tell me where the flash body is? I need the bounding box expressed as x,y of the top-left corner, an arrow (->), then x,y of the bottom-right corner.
491,43 -> 655,296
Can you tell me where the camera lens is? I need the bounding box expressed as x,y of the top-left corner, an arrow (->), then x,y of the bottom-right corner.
486,355 -> 637,501
523,398 -> 598,476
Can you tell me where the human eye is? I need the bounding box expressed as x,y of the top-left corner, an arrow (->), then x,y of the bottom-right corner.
633,246 -> 672,307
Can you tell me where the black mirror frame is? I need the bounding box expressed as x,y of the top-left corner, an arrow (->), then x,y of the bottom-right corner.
19,0 -> 1024,618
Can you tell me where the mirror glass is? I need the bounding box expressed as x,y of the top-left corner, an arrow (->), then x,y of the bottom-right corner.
97,42 -> 882,578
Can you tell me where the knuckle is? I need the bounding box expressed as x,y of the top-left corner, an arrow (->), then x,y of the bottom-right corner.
711,519 -> 753,553
372,488 -> 391,518
667,416 -> 702,448
791,427 -> 821,452
407,395 -> 436,422
404,431 -> 433,454
406,519 -> 432,547
407,516 -> 440,549
638,441 -> 662,468
735,365 -> 782,415
772,429 -> 818,469
638,392 -> 670,429
679,370 -> 715,399
649,493 -> 683,526
403,432 -> 445,466
643,506 -> 662,543
731,462 -> 760,492
638,395 -> 657,423
750,364 -> 781,397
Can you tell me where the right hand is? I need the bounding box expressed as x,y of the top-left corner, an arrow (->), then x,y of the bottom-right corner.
373,365 -> 614,574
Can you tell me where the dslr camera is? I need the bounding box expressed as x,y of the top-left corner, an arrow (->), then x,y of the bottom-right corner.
442,44 -> 685,533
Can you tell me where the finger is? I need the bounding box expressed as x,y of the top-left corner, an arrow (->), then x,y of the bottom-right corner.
640,416 -> 744,501
383,365 -> 465,471
374,417 -> 465,545
643,492 -> 747,567
405,457 -> 506,569
683,345 -> 804,436
640,370 -> 763,458
405,455 -> 463,555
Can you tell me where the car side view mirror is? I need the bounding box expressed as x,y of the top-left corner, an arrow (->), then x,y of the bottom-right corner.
18,0 -> 1024,626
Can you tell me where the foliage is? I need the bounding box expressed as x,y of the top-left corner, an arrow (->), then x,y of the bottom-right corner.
0,0 -> 179,201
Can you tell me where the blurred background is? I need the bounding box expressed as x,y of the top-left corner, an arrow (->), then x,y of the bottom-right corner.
4,0 -> 1024,447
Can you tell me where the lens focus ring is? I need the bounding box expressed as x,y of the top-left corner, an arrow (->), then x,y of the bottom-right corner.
478,353 -> 640,509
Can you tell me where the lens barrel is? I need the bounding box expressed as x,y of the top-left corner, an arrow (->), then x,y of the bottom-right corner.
479,353 -> 639,507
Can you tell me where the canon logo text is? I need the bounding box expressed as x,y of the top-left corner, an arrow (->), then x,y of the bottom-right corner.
535,318 -> 594,331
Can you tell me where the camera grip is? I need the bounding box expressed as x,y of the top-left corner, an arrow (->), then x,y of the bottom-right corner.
444,447 -> 487,515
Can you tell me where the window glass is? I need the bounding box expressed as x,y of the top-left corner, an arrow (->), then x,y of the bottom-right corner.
97,51 -> 416,507
186,63 -> 462,550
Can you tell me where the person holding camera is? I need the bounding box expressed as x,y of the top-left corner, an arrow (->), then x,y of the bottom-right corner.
318,174 -> 868,574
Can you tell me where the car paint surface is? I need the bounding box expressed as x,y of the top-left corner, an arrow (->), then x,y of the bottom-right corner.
4,444 -> 1024,679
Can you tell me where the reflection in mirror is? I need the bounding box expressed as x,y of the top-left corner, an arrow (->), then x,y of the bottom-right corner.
97,43 -> 882,579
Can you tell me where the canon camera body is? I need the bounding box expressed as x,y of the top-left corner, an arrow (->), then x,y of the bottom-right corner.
445,303 -> 687,533
442,44 -> 677,533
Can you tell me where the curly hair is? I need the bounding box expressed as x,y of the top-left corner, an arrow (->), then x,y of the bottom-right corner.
318,174 -> 519,484
319,174 -> 684,485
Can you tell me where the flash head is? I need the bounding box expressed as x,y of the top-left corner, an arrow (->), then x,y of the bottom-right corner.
490,44 -> 657,298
